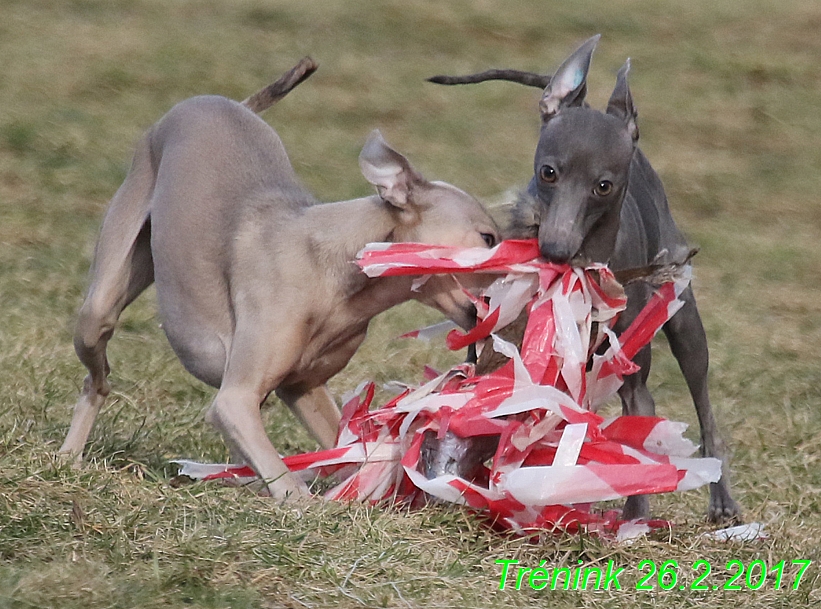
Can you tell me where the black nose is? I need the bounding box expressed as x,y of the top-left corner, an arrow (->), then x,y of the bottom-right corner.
540,240 -> 575,264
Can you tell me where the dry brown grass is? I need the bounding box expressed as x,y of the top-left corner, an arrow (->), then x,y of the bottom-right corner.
2,0 -> 821,607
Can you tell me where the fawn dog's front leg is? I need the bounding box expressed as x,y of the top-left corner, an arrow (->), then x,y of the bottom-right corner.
277,385 -> 341,450
205,311 -> 310,500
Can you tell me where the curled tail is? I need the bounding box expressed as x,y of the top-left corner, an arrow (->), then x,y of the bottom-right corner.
242,56 -> 318,114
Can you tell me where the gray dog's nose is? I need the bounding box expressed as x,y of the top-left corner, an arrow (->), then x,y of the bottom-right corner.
540,241 -> 575,264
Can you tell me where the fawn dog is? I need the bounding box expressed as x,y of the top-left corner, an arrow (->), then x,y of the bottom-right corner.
60,58 -> 500,500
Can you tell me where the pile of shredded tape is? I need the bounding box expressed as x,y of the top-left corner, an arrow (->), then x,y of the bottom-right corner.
175,239 -> 723,538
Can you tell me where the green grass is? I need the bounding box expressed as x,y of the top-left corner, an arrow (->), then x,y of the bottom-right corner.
2,0 -> 821,607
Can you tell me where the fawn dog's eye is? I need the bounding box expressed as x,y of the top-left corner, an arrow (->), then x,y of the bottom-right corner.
594,180 -> 613,196
481,232 -> 496,248
539,165 -> 557,183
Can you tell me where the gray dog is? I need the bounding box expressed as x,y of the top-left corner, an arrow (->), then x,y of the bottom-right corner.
429,37 -> 740,523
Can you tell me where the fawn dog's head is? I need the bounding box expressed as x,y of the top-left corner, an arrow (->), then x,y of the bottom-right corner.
359,130 -> 500,329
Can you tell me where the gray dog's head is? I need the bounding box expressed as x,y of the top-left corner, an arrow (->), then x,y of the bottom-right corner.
517,37 -> 639,265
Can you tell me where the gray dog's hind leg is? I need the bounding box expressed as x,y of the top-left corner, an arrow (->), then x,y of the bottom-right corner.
60,135 -> 156,459
662,287 -> 741,523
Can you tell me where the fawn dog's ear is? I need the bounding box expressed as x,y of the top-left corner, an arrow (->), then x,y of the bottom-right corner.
606,59 -> 639,142
540,34 -> 600,121
359,129 -> 426,210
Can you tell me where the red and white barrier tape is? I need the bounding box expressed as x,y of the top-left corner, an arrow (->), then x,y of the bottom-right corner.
175,239 -> 722,538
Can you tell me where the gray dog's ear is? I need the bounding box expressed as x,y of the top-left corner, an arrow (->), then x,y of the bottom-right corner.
359,129 -> 424,209
539,34 -> 600,121
606,59 -> 639,142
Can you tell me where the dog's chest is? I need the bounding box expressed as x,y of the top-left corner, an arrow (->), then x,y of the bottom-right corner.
286,310 -> 370,387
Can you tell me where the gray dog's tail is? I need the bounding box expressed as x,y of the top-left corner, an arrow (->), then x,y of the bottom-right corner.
427,69 -> 550,89
242,56 -> 318,114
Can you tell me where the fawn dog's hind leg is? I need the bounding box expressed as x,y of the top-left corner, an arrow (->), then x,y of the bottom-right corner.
60,134 -> 156,460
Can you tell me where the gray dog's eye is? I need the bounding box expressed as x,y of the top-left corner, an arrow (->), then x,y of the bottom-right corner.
481,232 -> 496,248
539,165 -> 557,183
594,180 -> 613,196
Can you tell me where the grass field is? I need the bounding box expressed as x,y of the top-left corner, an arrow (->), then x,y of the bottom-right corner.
2,0 -> 821,607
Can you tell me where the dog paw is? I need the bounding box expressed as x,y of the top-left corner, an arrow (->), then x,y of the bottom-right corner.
707,484 -> 742,524
55,449 -> 85,469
